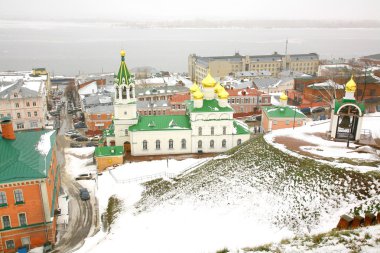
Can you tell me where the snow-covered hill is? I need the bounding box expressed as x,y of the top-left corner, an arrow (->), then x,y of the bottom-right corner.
74,135 -> 380,253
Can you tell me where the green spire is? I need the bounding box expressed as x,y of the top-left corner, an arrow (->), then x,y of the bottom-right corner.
115,50 -> 132,86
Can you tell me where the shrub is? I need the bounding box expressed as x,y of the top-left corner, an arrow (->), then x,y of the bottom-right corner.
102,195 -> 123,232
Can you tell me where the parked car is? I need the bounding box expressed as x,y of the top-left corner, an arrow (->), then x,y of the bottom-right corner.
70,134 -> 81,139
74,122 -> 87,129
75,136 -> 89,142
75,173 -> 93,180
311,106 -> 325,114
86,142 -> 98,147
70,143 -> 82,148
65,130 -> 79,137
79,188 -> 90,201
90,135 -> 101,141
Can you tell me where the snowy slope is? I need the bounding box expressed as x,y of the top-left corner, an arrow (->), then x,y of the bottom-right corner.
76,136 -> 380,253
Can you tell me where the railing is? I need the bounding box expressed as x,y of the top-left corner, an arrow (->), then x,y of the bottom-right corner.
361,129 -> 372,139
108,158 -> 211,184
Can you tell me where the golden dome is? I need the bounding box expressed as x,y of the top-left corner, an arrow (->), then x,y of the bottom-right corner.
346,75 -> 357,92
190,82 -> 200,93
120,50 -> 126,57
202,71 -> 217,88
193,90 -> 204,100
214,82 -> 224,93
218,90 -> 229,99
280,92 -> 288,101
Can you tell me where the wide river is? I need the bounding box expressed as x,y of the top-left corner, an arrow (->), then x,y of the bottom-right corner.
0,21 -> 379,75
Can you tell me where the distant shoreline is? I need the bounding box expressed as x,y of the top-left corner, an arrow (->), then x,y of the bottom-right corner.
1,19 -> 380,29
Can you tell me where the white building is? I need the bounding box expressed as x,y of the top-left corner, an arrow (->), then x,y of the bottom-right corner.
101,51 -> 250,156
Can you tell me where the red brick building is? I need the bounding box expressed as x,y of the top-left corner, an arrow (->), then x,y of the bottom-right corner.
226,88 -> 271,118
287,75 -> 380,113
85,105 -> 113,136
0,119 -> 60,252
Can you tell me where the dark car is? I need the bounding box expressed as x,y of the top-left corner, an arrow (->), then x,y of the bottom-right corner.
74,122 -> 87,129
79,188 -> 90,201
70,134 -> 81,139
86,142 -> 99,147
75,136 -> 89,142
75,173 -> 93,180
70,143 -> 82,148
311,106 -> 325,114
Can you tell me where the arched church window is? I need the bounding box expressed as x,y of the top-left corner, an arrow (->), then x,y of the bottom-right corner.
130,86 -> 134,99
169,139 -> 174,149
198,127 -> 202,136
156,140 -> 160,150
181,139 -> 186,149
210,140 -> 214,148
198,140 -> 202,149
143,140 -> 147,150
222,139 -> 226,148
237,139 -> 242,145
122,86 -> 127,99
116,87 -> 119,99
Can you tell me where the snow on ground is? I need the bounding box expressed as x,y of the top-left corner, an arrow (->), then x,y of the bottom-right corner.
67,135 -> 380,253
265,113 -> 380,171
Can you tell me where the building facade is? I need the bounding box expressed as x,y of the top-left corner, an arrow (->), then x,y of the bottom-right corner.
261,93 -> 308,132
96,51 -> 250,165
0,121 -> 60,252
226,88 -> 271,117
0,80 -> 47,131
189,52 -> 319,82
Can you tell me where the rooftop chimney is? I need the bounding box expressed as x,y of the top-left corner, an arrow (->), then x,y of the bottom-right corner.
1,118 -> 16,140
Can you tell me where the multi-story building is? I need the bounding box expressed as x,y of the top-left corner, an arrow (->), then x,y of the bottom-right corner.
188,52 -> 319,82
84,105 -> 114,136
136,86 -> 188,102
226,88 -> 271,117
0,119 -> 60,252
137,100 -> 171,116
0,80 -> 47,131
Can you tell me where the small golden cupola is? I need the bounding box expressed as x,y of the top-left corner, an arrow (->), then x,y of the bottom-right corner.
193,90 -> 204,108
202,71 -> 217,100
214,82 -> 224,93
190,82 -> 200,94
202,71 -> 217,88
280,92 -> 288,106
217,88 -> 230,107
344,75 -> 357,100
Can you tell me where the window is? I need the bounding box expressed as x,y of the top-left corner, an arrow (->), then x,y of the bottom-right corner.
222,139 -> 226,148
125,129 -> 128,136
210,140 -> 214,148
14,189 -> 24,204
286,120 -> 290,125
27,112 -> 31,117
0,192 -> 7,206
17,113 -> 21,118
198,140 -> 202,149
181,139 -> 186,149
370,89 -> 376,96
2,216 -> 10,229
223,126 -> 227,135
21,237 -> 30,247
211,127 -> 214,136
156,140 -> 160,150
15,103 -> 19,108
33,101 -> 36,106
16,123 -> 24,129
97,114 -> 101,119
19,213 -> 27,226
198,127 -> 202,136
169,139 -> 173,149
34,111 -> 37,116
143,140 -> 147,150
237,139 -> 242,145
30,121 -> 38,128
26,102 -> 30,107
14,93 -> 18,98
124,111 -> 128,115
273,120 -> 277,125
5,240 -> 14,249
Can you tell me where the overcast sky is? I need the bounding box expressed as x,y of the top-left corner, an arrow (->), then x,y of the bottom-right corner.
0,0 -> 379,21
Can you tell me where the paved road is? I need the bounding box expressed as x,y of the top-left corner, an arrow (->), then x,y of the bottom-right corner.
52,106 -> 94,253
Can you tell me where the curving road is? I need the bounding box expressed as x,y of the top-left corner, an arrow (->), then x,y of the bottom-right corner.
52,105 -> 94,253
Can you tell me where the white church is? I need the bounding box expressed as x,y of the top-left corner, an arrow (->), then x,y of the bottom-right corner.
100,50 -> 250,156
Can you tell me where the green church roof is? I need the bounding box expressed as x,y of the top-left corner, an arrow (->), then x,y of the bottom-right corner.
115,52 -> 133,86
129,115 -> 191,132
95,146 -> 124,157
186,99 -> 234,113
233,120 -> 250,135
334,99 -> 365,114
263,106 -> 307,119
0,130 -> 56,184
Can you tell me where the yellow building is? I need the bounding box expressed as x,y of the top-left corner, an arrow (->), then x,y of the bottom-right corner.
188,52 -> 319,82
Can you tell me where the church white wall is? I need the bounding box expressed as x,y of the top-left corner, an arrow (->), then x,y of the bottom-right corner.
130,130 -> 192,156
114,102 -> 137,120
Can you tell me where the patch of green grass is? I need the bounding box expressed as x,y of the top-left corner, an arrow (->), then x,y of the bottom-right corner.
364,233 -> 372,240
243,244 -> 272,252
216,248 -> 229,253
